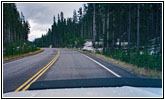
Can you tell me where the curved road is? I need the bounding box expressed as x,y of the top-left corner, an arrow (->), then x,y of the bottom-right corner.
3,48 -> 136,93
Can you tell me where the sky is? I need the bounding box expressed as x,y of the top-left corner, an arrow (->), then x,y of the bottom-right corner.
16,3 -> 84,41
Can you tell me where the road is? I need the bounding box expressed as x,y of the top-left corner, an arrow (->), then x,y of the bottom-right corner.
3,48 -> 136,93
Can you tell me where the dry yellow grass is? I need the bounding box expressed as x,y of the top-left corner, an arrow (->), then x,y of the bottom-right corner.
3,48 -> 44,62
68,48 -> 162,78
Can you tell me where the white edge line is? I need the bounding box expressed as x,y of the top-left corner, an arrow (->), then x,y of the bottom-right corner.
81,53 -> 121,78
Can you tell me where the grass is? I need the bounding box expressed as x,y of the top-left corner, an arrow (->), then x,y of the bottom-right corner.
102,49 -> 162,71
3,48 -> 44,62
93,52 -> 161,78
3,41 -> 44,62
73,49 -> 162,78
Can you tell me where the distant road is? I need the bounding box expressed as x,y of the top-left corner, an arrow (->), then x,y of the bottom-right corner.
3,48 -> 136,93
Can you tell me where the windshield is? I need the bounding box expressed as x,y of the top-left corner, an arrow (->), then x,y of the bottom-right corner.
2,2 -> 163,98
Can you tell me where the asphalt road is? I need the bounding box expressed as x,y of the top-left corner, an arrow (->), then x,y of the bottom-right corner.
3,48 -> 136,93
3,48 -> 57,93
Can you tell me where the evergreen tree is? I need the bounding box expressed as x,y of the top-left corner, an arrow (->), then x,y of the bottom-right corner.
3,3 -> 30,48
34,3 -> 162,56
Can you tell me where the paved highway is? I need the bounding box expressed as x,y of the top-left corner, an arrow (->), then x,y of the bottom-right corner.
3,48 -> 136,93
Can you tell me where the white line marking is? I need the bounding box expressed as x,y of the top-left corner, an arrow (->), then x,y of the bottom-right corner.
81,53 -> 121,78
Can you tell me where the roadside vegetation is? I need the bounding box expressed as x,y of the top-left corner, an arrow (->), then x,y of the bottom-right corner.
34,3 -> 162,77
102,49 -> 162,71
81,49 -> 162,78
3,3 -> 42,61
4,3 -> 162,77
3,41 -> 42,61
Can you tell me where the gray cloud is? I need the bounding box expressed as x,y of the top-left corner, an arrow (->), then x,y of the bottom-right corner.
16,3 -> 84,41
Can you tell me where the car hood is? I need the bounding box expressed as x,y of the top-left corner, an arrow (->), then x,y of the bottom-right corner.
3,78 -> 162,97
3,86 -> 162,97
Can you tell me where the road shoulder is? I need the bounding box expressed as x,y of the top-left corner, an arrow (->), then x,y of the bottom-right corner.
68,48 -> 162,78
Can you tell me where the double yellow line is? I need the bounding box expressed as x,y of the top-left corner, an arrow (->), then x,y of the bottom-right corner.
14,50 -> 60,92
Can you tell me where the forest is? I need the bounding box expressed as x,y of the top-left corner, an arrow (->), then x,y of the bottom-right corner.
3,3 -> 162,71
34,3 -> 162,71
34,3 -> 162,52
3,3 -> 38,57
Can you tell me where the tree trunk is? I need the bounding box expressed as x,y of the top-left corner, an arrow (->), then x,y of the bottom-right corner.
160,4 -> 162,55
137,4 -> 140,50
146,13 -> 150,47
151,10 -> 154,40
106,7 -> 110,49
112,12 -> 115,50
102,14 -> 106,51
88,25 -> 90,39
119,10 -> 123,49
93,3 -> 96,47
8,28 -> 11,42
155,5 -> 159,47
83,21 -> 86,38
81,23 -> 83,38
128,4 -> 131,49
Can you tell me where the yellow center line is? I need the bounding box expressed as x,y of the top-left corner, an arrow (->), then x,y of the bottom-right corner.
14,50 -> 60,92
22,52 -> 60,91
14,58 -> 54,92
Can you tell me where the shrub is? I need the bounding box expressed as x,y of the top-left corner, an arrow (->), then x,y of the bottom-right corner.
102,49 -> 162,71
3,41 -> 39,57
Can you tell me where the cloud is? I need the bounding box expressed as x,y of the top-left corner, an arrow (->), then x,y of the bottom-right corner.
28,19 -> 50,41
16,3 -> 84,41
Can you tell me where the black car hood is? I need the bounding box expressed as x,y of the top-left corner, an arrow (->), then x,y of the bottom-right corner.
28,77 -> 162,90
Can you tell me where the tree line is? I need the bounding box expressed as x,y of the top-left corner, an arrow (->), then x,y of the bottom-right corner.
3,3 -> 39,58
3,3 -> 30,48
34,10 -> 85,48
34,3 -> 162,55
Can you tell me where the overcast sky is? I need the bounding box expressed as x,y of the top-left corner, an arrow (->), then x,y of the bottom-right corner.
16,3 -> 84,41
